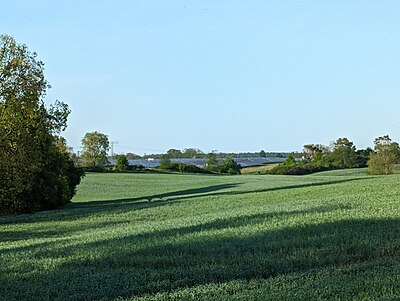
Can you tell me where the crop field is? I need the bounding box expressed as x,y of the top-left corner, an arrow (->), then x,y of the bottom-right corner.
1,170 -> 400,300
241,163 -> 278,174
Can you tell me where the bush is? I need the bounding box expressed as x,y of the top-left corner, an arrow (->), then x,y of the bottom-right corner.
128,165 -> 146,172
267,163 -> 332,175
114,154 -> 129,171
157,162 -> 210,174
219,158 -> 241,175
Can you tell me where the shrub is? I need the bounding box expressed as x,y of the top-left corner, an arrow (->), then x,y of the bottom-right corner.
267,163 -> 331,175
219,158 -> 241,175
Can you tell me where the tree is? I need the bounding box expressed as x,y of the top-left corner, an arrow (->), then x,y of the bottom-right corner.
81,131 -> 110,167
0,35 -> 84,214
355,148 -> 373,168
219,157 -> 241,175
368,135 -> 400,175
303,144 -> 329,166
167,148 -> 182,158
126,152 -> 140,160
159,154 -> 172,169
259,150 -> 266,157
282,154 -> 296,166
182,148 -> 204,158
114,154 -> 129,171
205,152 -> 219,172
330,137 -> 357,169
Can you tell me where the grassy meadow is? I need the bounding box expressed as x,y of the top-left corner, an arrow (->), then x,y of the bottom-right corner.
1,170 -> 400,300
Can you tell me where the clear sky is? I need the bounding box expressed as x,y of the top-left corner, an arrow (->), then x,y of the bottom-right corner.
2,1 -> 400,155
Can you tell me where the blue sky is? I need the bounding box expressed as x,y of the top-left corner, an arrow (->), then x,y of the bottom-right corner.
2,1 -> 400,154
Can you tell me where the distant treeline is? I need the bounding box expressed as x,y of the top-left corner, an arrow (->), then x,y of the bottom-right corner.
121,148 -> 290,160
266,136 -> 400,176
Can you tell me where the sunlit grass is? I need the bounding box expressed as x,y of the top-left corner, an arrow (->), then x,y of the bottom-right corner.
1,171 -> 399,300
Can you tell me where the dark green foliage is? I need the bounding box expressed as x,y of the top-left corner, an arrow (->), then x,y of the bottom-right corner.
329,137 -> 357,169
0,35 -> 84,214
205,152 -> 219,172
167,148 -> 183,158
268,163 -> 331,175
125,152 -> 141,160
272,138 -> 374,176
29,137 -> 84,211
158,161 -> 210,174
355,148 -> 373,168
178,163 -> 209,174
282,154 -> 296,166
219,158 -> 241,175
114,154 -> 129,171
159,154 -> 172,169
128,164 -> 146,172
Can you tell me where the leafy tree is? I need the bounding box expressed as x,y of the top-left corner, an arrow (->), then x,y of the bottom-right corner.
205,152 -> 219,172
219,157 -> 241,175
368,135 -> 400,175
355,148 -> 373,168
159,154 -> 172,169
0,34 -> 84,214
259,150 -> 266,157
126,152 -> 140,160
303,144 -> 329,162
167,148 -> 182,158
182,148 -> 204,158
81,131 -> 110,167
282,154 -> 296,166
114,154 -> 129,171
330,137 -> 357,169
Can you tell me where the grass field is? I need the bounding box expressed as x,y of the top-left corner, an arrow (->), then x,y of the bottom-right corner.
1,170 -> 400,300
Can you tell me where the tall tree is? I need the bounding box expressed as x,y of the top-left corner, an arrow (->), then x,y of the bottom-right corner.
205,152 -> 219,172
330,137 -> 357,169
81,131 -> 110,167
303,144 -> 329,165
368,135 -> 400,175
114,154 -> 129,171
167,148 -> 182,158
0,35 -> 83,214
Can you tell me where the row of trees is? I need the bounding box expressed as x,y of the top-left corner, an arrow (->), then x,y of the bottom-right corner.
0,35 -> 84,214
78,132 -> 242,175
157,153 -> 241,175
78,132 -> 400,176
143,149 -> 286,159
269,136 -> 400,175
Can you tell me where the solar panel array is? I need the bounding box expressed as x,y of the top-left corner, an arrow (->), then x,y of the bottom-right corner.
109,157 -> 286,168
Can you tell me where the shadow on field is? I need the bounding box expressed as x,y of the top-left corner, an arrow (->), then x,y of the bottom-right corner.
161,177 -> 369,202
0,184 -> 241,225
0,178 -> 367,226
3,203 -> 399,301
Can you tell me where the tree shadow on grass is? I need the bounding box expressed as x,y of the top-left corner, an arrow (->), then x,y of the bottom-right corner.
3,203 -> 399,301
0,183 -> 241,226
0,177 -> 368,226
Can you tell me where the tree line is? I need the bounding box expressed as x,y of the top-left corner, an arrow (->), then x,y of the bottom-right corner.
267,136 -> 400,175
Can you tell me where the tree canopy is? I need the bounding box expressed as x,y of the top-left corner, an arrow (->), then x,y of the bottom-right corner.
368,135 -> 400,175
81,131 -> 110,167
0,35 -> 84,214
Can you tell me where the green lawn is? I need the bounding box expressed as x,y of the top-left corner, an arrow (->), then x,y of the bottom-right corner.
1,170 -> 399,300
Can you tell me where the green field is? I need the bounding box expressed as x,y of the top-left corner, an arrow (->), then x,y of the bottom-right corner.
1,170 -> 400,300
